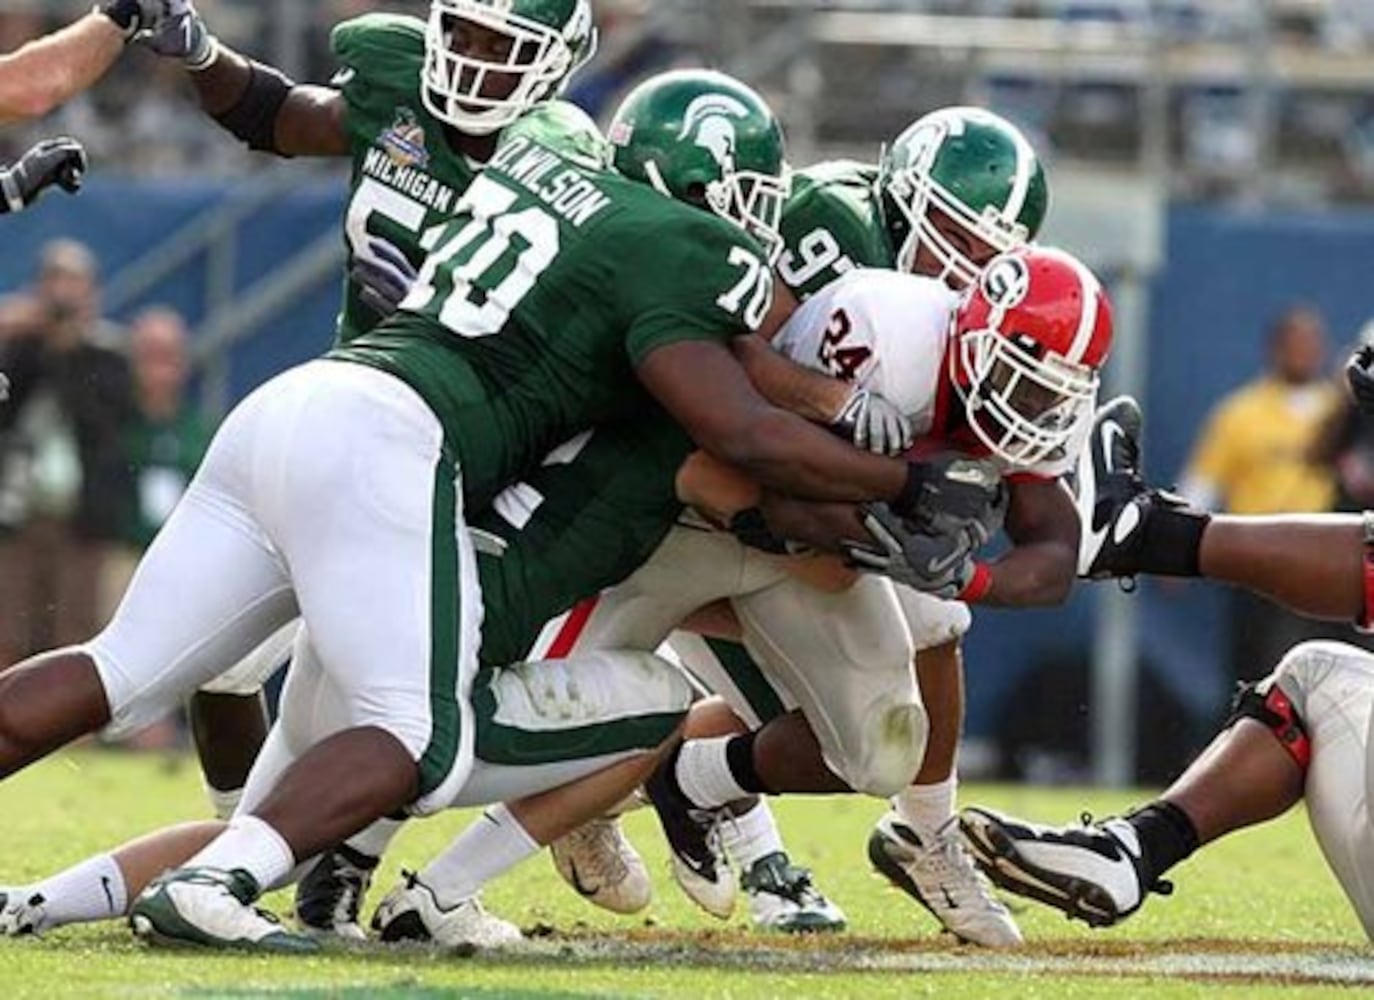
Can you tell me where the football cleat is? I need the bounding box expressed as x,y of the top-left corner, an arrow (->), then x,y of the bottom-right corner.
1075,394 -> 1148,579
550,816 -> 652,915
293,845 -> 377,941
370,872 -> 522,950
740,852 -> 846,934
644,764 -> 736,919
0,888 -> 46,936
959,806 -> 1171,928
128,867 -> 317,953
868,812 -> 1023,948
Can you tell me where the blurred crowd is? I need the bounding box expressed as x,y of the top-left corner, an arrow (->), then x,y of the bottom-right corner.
0,240 -> 210,734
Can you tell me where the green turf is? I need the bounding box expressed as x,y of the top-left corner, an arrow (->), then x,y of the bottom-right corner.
0,750 -> 1368,997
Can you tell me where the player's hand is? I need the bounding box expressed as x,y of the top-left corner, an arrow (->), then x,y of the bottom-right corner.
843,502 -> 985,598
831,387 -> 913,456
0,138 -> 87,213
1347,345 -> 1374,419
131,0 -> 216,68
892,453 -> 1007,537
352,239 -> 419,318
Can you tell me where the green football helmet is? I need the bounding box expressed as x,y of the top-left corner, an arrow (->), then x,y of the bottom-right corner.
608,69 -> 791,261
878,107 -> 1048,289
422,0 -> 598,135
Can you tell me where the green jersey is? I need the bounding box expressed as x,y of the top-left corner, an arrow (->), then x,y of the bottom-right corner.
333,13 -> 477,344
331,136 -> 773,509
777,160 -> 895,301
473,412 -> 690,668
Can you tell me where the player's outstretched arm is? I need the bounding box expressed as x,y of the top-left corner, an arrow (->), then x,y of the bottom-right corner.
1199,514 -> 1366,622
0,5 -> 154,125
140,2 -> 347,158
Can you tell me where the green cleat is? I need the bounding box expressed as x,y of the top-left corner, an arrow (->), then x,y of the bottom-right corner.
129,867 -> 318,954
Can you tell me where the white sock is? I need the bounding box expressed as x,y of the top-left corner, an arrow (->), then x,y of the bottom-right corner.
719,800 -> 783,871
185,815 -> 294,894
676,737 -> 749,810
420,804 -> 538,910
893,775 -> 958,836
206,786 -> 243,822
21,853 -> 127,931
345,817 -> 404,862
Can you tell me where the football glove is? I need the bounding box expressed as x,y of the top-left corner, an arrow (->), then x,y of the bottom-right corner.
0,138 -> 87,214
831,387 -> 913,456
893,454 -> 1007,536
844,502 -> 988,598
131,0 -> 216,68
352,239 -> 419,318
1348,345 -> 1374,420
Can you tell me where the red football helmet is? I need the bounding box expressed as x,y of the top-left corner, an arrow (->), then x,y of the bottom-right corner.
949,245 -> 1113,466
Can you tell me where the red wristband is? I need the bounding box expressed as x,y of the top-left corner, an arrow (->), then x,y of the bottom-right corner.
958,562 -> 993,604
1361,545 -> 1374,633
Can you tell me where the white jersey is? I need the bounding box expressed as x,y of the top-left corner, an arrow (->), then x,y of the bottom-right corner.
773,268 -> 1089,480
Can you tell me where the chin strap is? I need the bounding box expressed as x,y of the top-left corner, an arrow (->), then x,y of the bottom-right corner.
1358,510 -> 1374,634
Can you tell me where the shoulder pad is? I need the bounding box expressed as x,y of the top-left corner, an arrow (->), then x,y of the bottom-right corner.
331,13 -> 425,66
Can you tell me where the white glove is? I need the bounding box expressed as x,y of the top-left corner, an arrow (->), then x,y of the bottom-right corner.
831,387 -> 914,456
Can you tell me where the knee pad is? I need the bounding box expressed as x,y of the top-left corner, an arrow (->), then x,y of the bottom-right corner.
831,700 -> 929,798
898,589 -> 972,651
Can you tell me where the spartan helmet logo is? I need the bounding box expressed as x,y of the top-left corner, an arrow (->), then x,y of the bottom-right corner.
678,94 -> 750,169
981,255 -> 1031,311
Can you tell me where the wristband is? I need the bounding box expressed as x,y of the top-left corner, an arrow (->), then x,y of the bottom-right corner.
957,562 -> 993,603
187,33 -> 220,72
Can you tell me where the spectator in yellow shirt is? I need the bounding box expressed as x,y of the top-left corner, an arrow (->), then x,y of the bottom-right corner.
1180,305 -> 1342,683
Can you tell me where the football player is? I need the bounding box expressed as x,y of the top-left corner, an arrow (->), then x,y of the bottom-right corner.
554,105 -> 1052,944
139,5 -> 892,935
0,68 -> 961,953
959,377 -> 1374,937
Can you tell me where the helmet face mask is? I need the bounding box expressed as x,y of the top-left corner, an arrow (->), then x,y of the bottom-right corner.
950,248 -> 1111,468
880,107 -> 1048,291
609,70 -> 790,262
956,326 -> 1098,466
422,0 -> 597,136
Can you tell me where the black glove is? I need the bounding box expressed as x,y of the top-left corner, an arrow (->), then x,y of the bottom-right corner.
831,387 -> 914,456
1348,345 -> 1374,419
0,138 -> 87,214
892,454 -> 1007,536
843,500 -> 999,597
352,239 -> 419,317
99,0 -> 170,40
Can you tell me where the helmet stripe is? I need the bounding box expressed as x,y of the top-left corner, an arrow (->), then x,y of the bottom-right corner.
1064,251 -> 1103,364
1005,125 -> 1036,221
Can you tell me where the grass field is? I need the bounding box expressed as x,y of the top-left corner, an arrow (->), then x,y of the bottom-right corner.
1,750 -> 1369,998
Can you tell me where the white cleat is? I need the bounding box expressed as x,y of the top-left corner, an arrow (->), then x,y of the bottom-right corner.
0,888 -> 46,936
371,872 -> 522,950
960,806 -> 1166,928
740,852 -> 846,934
551,816 -> 652,915
668,823 -> 736,920
868,812 -> 1023,948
